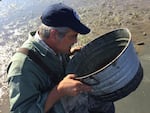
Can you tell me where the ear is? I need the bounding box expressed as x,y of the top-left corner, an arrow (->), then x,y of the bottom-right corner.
45,29 -> 56,44
50,29 -> 58,40
51,30 -> 62,43
46,29 -> 57,46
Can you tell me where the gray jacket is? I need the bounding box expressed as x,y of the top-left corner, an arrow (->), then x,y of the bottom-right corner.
7,31 -> 69,113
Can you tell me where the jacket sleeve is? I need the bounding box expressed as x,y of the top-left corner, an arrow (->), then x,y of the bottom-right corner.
8,75 -> 49,113
8,61 -> 66,113
7,58 -> 54,113
7,50 -> 67,113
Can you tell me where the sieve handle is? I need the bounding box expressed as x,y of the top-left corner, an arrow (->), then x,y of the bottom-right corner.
75,76 -> 100,86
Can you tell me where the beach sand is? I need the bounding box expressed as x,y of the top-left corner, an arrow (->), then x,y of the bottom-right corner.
0,0 -> 150,113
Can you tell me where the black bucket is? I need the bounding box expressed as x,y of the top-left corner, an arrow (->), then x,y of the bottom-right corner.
66,28 -> 143,101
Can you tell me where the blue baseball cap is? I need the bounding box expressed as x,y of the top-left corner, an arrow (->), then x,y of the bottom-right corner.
41,3 -> 90,34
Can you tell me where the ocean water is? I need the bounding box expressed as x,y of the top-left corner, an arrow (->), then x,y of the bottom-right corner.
0,0 -> 107,78
0,0 -> 96,78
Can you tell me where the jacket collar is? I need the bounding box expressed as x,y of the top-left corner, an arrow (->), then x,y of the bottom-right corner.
28,31 -> 57,57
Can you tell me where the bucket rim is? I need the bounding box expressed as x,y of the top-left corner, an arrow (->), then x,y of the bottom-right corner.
75,28 -> 132,80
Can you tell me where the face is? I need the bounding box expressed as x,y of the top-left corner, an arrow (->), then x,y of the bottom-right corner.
55,29 -> 78,54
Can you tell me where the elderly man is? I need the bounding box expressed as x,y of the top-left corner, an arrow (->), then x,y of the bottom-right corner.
7,3 -> 114,113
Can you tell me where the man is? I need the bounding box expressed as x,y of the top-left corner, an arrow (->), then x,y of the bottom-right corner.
7,3 -> 114,113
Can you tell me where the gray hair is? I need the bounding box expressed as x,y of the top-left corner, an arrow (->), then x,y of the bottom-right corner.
38,24 -> 69,39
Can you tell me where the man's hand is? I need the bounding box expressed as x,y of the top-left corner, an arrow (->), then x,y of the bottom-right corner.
69,46 -> 82,56
57,74 -> 91,96
45,74 -> 91,112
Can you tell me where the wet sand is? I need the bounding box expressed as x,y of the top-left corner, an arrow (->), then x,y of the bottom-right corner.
80,1 -> 150,113
0,0 -> 150,113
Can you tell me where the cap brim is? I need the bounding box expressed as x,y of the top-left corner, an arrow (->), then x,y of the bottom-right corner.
70,20 -> 90,34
